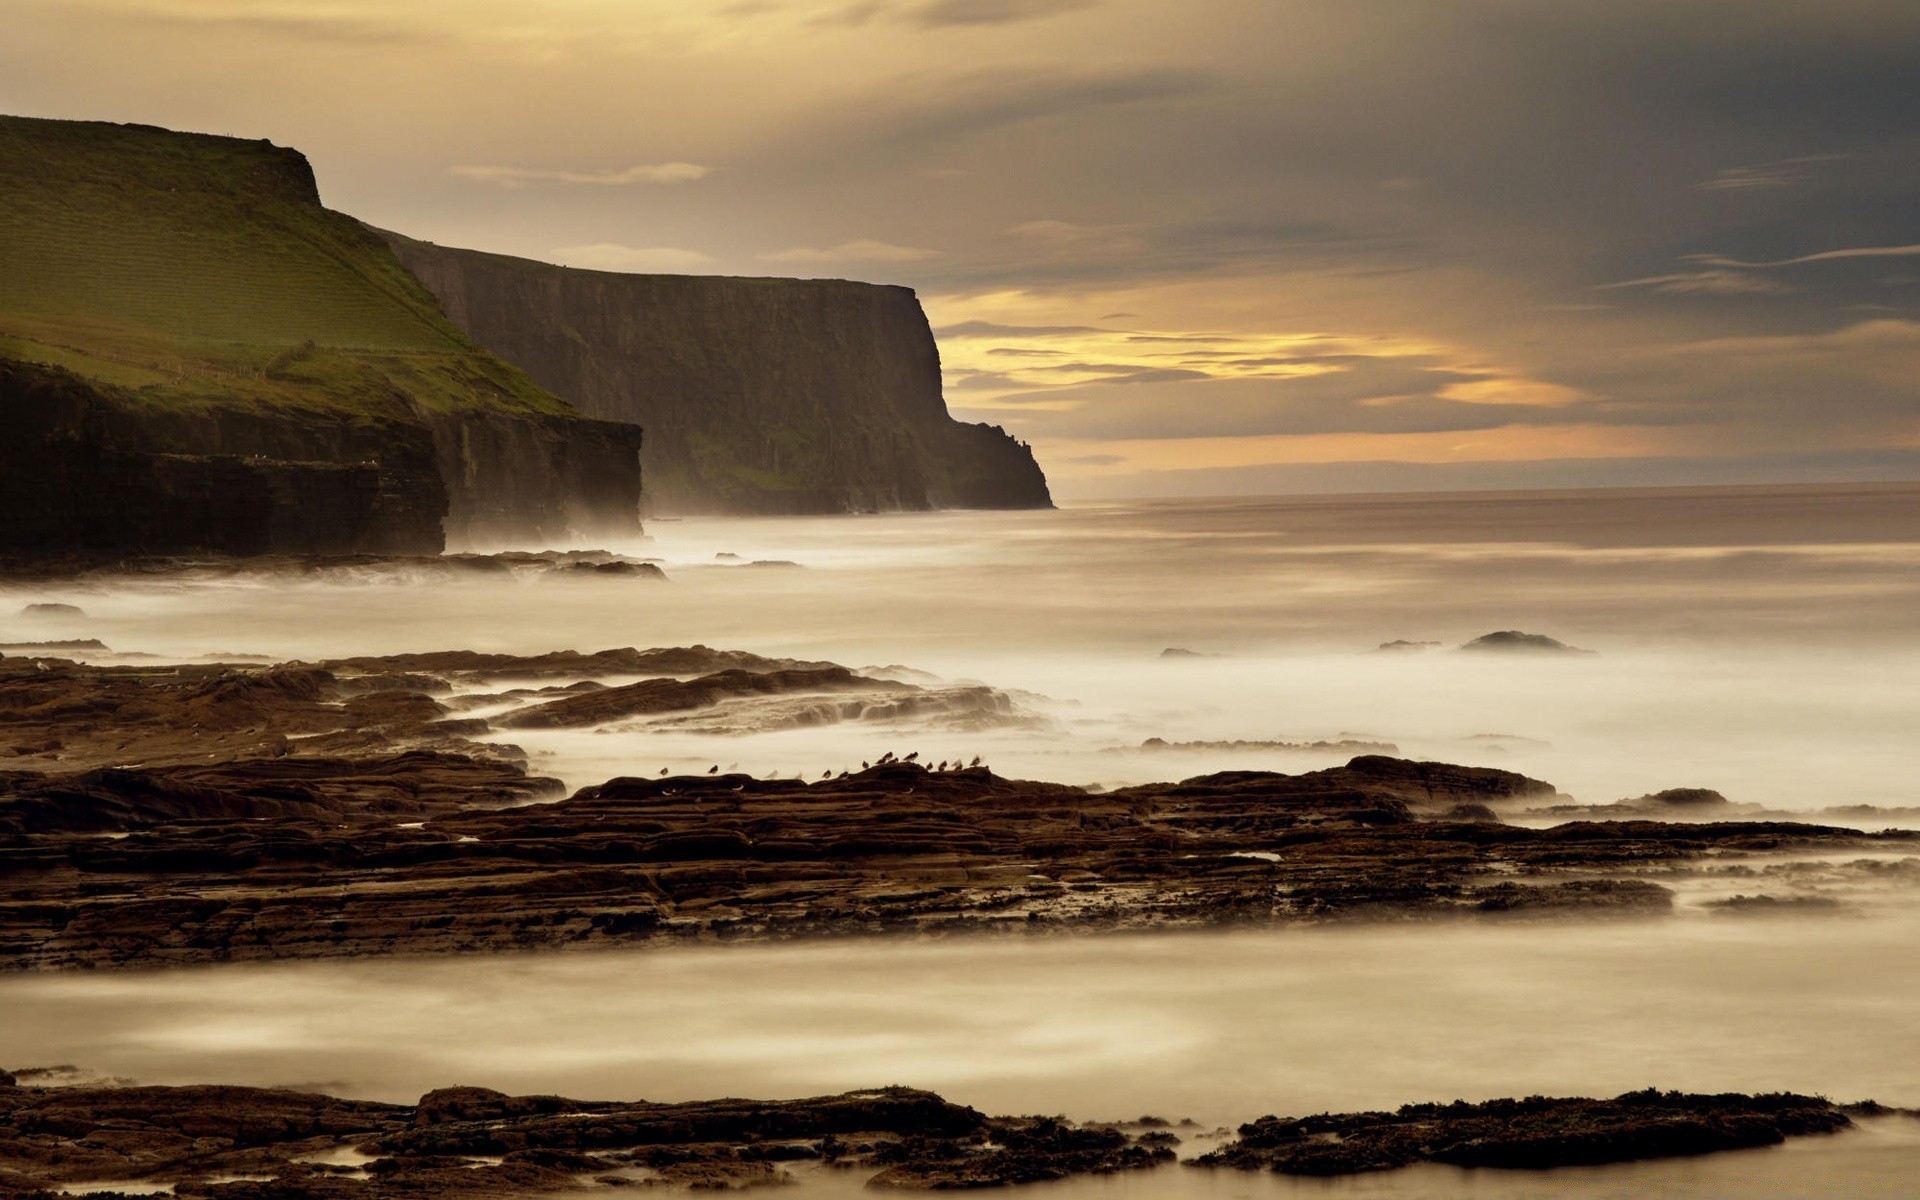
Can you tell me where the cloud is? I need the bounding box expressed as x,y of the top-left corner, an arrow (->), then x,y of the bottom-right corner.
1695,154 -> 1850,192
1684,244 -> 1920,269
1051,449 -> 1920,502
1006,218 -> 1146,255
816,0 -> 1096,28
44,1 -> 434,46
912,0 -> 1096,26
934,320 -> 1112,338
757,239 -> 940,264
453,163 -> 714,188
866,66 -> 1213,146
550,243 -> 717,272
1600,269 -> 1797,296
991,363 -> 1612,441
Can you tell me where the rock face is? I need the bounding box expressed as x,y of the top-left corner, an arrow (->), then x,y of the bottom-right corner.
0,115 -> 643,556
382,232 -> 1053,515
1,358 -> 448,556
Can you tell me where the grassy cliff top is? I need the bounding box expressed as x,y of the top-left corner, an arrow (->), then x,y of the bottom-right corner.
382,230 -> 917,296
0,115 -> 568,417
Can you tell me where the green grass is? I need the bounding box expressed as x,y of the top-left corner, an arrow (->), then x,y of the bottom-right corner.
0,115 -> 569,418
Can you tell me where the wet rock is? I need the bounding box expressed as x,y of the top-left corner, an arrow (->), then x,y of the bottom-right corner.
0,1079 -> 1149,1197
0,646 -> 1908,971
1138,736 -> 1401,756
495,666 -> 906,730
1530,787 -> 1736,820
1706,894 -> 1848,916
8,744 -> 1896,969
1458,631 -> 1593,654
0,1078 -> 1867,1196
867,1115 -> 1175,1188
1194,1090 -> 1850,1175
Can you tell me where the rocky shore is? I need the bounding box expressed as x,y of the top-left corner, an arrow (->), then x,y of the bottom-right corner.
0,1072 -> 1889,1197
0,1074 -> 1172,1196
2,643 -> 1909,971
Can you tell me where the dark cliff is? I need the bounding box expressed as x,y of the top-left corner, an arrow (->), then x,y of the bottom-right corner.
0,115 -> 641,556
382,234 -> 1052,515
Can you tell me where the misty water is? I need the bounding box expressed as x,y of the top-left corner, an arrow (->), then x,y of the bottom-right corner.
5,484 -> 1919,1196
10,485 -> 1919,815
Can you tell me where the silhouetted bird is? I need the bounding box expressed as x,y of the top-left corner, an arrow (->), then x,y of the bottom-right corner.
659,767 -> 669,776
707,765 -> 719,774
905,751 -> 919,763
861,760 -> 870,770
969,756 -> 982,767
821,769 -> 832,779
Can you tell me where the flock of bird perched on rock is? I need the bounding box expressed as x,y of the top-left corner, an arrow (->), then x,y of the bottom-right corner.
659,751 -> 991,781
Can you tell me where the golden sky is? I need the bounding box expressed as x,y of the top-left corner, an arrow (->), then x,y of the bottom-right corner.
6,0 -> 1917,496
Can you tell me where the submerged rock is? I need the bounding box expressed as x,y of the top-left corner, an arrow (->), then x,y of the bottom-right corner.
1371,639 -> 1439,653
1458,631 -> 1593,654
18,603 -> 83,619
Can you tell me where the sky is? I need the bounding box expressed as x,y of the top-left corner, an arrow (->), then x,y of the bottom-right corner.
5,0 -> 1918,499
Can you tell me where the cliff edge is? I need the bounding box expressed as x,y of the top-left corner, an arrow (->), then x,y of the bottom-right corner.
382,234 -> 1052,515
0,115 -> 642,556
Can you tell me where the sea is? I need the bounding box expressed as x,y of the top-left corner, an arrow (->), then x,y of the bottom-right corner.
3,482 -> 1917,1197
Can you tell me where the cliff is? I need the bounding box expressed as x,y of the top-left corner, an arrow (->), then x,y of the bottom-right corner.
0,115 -> 641,556
382,234 -> 1052,515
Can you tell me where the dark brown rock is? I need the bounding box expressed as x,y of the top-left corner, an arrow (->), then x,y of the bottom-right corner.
1195,1090 -> 1851,1175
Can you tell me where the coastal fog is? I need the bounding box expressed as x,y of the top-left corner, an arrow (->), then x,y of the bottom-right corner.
5,920 -> 1920,1197
7,484 -> 1918,819
4,482 -> 1919,1197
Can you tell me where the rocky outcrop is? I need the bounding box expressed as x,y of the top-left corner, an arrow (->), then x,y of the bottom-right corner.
11,644 -> 1912,970
1196,1090 -> 1852,1175
0,1077 -> 1173,1196
382,233 -> 1052,515
1459,630 -> 1593,654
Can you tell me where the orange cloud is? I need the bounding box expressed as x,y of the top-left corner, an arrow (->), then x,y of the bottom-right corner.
1037,424 -> 1682,477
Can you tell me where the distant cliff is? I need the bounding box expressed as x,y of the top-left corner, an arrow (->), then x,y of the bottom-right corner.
382,234 -> 1052,515
0,115 -> 641,557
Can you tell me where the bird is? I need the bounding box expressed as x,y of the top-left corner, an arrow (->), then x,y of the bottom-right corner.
659,767 -> 669,776
821,769 -> 832,779
969,756 -> 982,767
707,765 -> 719,774
861,760 -> 870,770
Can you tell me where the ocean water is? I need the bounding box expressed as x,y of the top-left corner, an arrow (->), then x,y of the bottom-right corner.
3,924 -> 1919,1197
4,484 -> 1919,1196
7,484 -> 1918,816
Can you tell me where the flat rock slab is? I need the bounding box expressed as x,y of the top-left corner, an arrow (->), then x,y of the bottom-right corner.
1195,1090 -> 1852,1174
0,1076 -> 1167,1196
